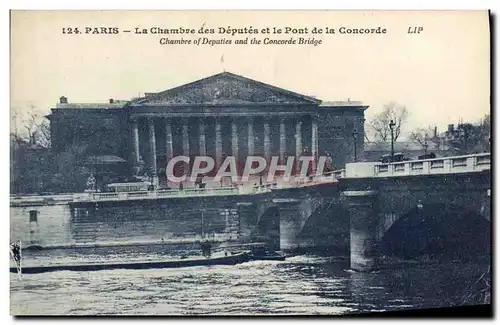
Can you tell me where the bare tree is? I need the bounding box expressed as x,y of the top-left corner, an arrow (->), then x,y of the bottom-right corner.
12,105 -> 51,148
22,106 -> 39,145
35,119 -> 51,148
368,102 -> 409,142
409,126 -> 438,151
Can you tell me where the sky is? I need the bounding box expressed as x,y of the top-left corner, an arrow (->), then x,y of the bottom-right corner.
10,10 -> 490,140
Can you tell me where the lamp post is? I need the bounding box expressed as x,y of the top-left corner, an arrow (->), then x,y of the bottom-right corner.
463,126 -> 468,154
389,119 -> 396,161
352,129 -> 358,162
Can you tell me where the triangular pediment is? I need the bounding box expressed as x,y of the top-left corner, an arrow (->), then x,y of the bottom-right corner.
132,72 -> 321,106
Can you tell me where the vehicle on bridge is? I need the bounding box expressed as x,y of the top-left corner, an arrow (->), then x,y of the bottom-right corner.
380,153 -> 409,163
417,152 -> 437,160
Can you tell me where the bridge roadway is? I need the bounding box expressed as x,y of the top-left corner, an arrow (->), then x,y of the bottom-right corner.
11,153 -> 491,271
10,170 -> 346,207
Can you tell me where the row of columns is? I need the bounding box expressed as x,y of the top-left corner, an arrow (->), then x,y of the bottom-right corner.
131,116 -> 319,173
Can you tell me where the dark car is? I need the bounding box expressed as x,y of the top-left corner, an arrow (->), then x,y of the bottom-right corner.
417,152 -> 436,160
381,153 -> 406,163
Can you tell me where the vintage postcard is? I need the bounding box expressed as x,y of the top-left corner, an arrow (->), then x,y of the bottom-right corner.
9,10 -> 491,316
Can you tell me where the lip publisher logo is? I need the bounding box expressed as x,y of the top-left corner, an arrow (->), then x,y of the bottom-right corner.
164,155 -> 331,183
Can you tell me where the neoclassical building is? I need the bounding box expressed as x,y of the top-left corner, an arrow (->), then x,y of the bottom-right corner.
48,72 -> 368,187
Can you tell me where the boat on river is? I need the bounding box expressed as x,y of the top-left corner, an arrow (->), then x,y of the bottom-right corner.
249,253 -> 286,261
9,251 -> 250,274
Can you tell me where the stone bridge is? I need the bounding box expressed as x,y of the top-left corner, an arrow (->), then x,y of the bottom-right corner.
12,153 -> 490,273
236,183 -> 347,252
61,173 -> 348,251
341,153 -> 491,271
243,153 -> 491,271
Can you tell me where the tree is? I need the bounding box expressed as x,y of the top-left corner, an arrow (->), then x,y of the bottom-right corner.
11,105 -> 51,148
409,126 -> 440,151
52,143 -> 89,192
35,119 -> 51,148
448,116 -> 490,154
23,110 -> 38,145
479,114 -> 491,149
10,106 -> 52,193
368,102 -> 409,142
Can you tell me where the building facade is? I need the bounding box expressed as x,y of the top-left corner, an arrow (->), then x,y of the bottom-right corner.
47,72 -> 368,189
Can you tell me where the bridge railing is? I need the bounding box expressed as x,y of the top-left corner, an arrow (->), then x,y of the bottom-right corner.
10,193 -> 81,206
348,152 -> 491,178
251,169 -> 347,190
299,169 -> 346,184
71,186 -> 242,202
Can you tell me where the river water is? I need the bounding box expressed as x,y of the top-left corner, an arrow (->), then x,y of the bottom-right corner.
9,246 -> 490,316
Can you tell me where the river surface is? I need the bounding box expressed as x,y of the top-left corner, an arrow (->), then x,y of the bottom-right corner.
9,246 -> 490,316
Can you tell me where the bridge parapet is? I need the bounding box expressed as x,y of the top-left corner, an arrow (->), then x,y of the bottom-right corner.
72,187 -> 242,203
345,152 -> 490,179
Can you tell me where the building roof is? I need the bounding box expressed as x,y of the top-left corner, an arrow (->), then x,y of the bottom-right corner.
55,102 -> 127,109
129,71 -> 322,106
319,100 -> 365,107
49,72 -> 368,111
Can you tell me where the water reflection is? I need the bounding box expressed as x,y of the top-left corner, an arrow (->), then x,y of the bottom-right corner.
10,250 -> 490,315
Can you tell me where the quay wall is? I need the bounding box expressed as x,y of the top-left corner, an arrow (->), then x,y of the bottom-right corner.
10,196 -> 247,248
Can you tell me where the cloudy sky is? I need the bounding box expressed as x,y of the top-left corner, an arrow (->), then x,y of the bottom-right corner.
10,10 -> 490,139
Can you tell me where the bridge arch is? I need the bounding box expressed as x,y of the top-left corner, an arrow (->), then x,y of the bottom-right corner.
379,203 -> 490,259
254,206 -> 280,250
298,201 -> 350,253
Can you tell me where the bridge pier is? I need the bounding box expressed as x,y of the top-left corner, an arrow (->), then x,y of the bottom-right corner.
343,190 -> 379,272
273,198 -> 303,251
236,202 -> 258,241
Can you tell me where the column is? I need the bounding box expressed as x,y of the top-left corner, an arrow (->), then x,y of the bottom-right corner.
147,117 -> 157,182
295,120 -> 302,174
215,118 -> 222,168
182,120 -> 190,157
279,117 -> 286,163
165,118 -> 173,163
199,119 -> 206,156
264,118 -> 271,162
311,116 -> 318,173
131,117 -> 140,165
248,117 -> 254,156
231,119 -> 239,159
182,119 -> 190,176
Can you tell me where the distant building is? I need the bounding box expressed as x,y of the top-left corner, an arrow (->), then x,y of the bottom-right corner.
365,122 -> 489,162
46,72 -> 368,188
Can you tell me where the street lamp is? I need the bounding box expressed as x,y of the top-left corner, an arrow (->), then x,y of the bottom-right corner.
352,129 -> 358,162
389,120 -> 396,161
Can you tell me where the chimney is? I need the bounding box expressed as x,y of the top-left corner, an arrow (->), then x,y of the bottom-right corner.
109,98 -> 114,104
59,96 -> 68,104
434,126 -> 438,138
